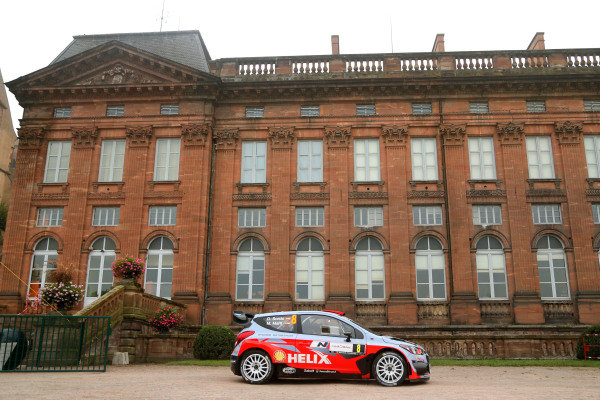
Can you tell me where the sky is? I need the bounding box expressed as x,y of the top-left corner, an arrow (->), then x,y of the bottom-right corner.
1,0 -> 599,130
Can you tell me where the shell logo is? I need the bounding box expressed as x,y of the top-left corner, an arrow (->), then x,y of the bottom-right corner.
273,350 -> 286,362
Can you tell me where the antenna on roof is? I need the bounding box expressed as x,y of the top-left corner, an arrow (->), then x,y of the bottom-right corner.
159,0 -> 166,32
389,17 -> 394,53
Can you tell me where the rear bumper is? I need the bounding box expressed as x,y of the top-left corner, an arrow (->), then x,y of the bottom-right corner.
230,355 -> 240,375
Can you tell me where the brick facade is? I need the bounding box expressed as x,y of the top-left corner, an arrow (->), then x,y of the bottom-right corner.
2,31 -> 600,327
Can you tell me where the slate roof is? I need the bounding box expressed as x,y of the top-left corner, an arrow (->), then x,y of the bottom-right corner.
50,30 -> 211,73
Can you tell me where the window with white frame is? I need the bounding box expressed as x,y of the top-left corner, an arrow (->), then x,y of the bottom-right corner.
472,205 -> 502,226
526,100 -> 546,112
354,207 -> 383,227
584,100 -> 600,112
295,207 -> 324,227
356,104 -> 375,116
84,237 -> 116,306
297,140 -> 323,182
354,139 -> 380,181
153,138 -> 180,181
36,208 -> 64,227
92,207 -> 120,226
300,106 -> 320,117
106,105 -> 125,117
532,204 -> 562,225
238,208 -> 266,228
469,102 -> 489,113
415,236 -> 446,300
98,140 -> 125,182
411,138 -> 438,180
536,235 -> 570,299
43,141 -> 71,183
584,136 -> 600,178
468,137 -> 496,180
413,206 -> 443,226
53,107 -> 71,118
526,136 -> 555,179
593,204 -> 600,224
295,237 -> 324,301
236,238 -> 265,300
28,237 -> 59,299
245,107 -> 264,118
475,236 -> 508,299
160,104 -> 179,115
241,141 -> 267,183
145,236 -> 174,299
355,236 -> 385,300
149,206 -> 177,226
412,103 -> 432,115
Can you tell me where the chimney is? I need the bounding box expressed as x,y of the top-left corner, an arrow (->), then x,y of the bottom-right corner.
527,32 -> 545,50
432,33 -> 445,52
331,35 -> 340,55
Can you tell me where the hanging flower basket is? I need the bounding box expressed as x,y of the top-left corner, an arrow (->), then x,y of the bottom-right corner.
39,281 -> 84,311
149,306 -> 184,334
112,256 -> 145,280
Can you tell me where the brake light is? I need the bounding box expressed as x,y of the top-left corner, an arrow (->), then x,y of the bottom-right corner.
235,330 -> 254,347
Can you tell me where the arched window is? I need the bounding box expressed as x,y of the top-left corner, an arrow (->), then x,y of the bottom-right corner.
475,236 -> 508,299
145,236 -> 174,299
84,237 -> 116,306
355,236 -> 385,300
536,235 -> 570,299
236,238 -> 265,301
295,237 -> 324,301
28,237 -> 59,298
415,236 -> 446,300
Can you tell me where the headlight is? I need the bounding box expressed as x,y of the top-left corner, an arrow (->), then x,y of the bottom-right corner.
399,344 -> 424,355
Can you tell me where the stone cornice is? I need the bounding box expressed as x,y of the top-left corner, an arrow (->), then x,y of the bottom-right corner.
181,123 -> 210,146
17,126 -> 46,148
439,124 -> 466,146
71,126 -> 98,148
126,126 -> 153,147
554,121 -> 583,145
324,126 -> 352,149
268,127 -> 295,149
497,122 -> 524,145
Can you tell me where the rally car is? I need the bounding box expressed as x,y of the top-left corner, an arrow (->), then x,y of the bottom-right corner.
231,310 -> 430,386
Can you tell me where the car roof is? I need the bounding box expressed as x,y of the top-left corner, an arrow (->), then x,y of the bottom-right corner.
253,310 -> 346,318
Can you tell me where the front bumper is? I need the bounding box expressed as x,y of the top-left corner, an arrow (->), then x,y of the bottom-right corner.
230,355 -> 240,375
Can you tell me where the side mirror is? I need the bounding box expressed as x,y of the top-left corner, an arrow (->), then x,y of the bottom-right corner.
344,332 -> 352,342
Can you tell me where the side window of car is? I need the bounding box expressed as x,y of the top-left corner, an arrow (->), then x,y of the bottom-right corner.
255,315 -> 297,333
300,315 -> 358,338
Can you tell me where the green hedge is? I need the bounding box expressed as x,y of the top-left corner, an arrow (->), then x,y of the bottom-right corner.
193,325 -> 235,360
576,324 -> 600,359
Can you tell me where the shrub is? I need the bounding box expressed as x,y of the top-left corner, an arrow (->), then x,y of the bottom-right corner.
576,324 -> 600,359
193,325 -> 235,360
149,306 -> 184,332
112,256 -> 145,279
39,281 -> 84,311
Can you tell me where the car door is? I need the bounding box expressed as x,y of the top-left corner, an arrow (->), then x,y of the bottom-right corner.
292,314 -> 367,374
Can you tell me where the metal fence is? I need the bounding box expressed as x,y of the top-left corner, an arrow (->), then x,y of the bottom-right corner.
0,315 -> 111,372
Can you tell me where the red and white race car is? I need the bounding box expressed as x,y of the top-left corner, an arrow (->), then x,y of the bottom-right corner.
231,310 -> 430,386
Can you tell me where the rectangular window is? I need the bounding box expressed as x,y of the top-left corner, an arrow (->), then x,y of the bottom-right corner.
98,140 -> 126,182
53,107 -> 71,118
526,136 -> 555,179
300,106 -> 320,117
245,107 -> 264,118
36,208 -> 63,227
356,104 -> 375,116
411,138 -> 438,181
412,103 -> 432,115
153,138 -> 181,181
354,207 -> 383,227
295,207 -> 324,227
468,137 -> 496,180
149,206 -> 177,226
106,105 -> 125,117
584,136 -> 600,178
413,206 -> 443,226
472,205 -> 502,226
297,140 -> 323,182
92,207 -> 120,226
238,208 -> 266,228
241,141 -> 267,183
469,102 -> 489,113
354,139 -> 380,181
526,100 -> 546,112
593,204 -> 600,224
43,141 -> 71,183
532,204 -> 562,225
584,100 -> 600,112
160,104 -> 179,115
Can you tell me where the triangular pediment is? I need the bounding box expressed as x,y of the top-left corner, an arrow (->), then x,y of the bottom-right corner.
67,61 -> 174,86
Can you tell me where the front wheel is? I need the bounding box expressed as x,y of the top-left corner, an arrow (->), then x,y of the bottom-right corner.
240,350 -> 274,384
372,351 -> 408,387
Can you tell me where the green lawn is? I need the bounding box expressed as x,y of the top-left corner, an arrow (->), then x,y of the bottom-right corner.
166,359 -> 599,368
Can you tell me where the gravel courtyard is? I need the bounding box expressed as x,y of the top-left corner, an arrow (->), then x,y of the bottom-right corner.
1,364 -> 598,400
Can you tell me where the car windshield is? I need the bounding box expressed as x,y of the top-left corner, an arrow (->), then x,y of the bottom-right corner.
343,317 -> 376,335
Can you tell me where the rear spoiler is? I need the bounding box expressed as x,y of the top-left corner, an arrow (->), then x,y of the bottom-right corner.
232,310 -> 255,326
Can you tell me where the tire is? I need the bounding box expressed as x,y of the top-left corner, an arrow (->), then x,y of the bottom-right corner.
240,350 -> 274,384
372,351 -> 408,387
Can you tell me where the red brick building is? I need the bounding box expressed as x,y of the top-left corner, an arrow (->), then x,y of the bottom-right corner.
2,31 -> 600,328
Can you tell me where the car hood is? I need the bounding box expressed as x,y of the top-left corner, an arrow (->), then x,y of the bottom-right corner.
379,335 -> 420,347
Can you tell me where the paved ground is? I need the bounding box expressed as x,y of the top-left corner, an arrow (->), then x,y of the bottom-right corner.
1,364 -> 599,400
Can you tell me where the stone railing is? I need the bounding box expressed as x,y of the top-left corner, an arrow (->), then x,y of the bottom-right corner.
542,301 -> 575,322
211,48 -> 600,79
417,302 -> 450,320
75,285 -> 125,324
480,301 -> 512,320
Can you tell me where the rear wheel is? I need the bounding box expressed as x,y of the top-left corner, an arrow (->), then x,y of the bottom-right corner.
240,350 -> 274,384
372,351 -> 408,387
